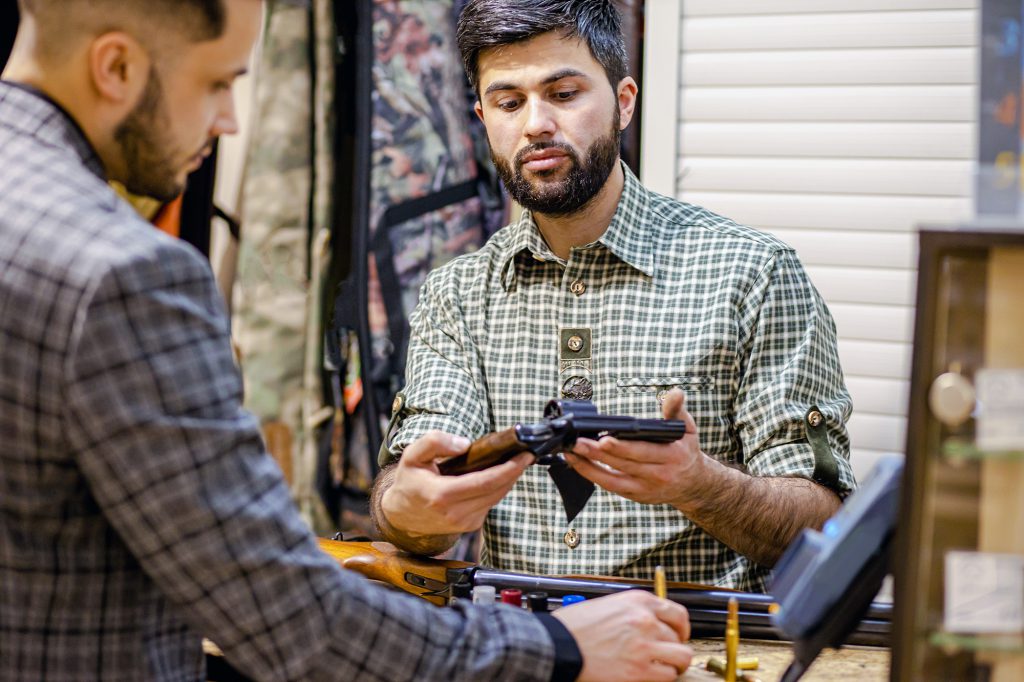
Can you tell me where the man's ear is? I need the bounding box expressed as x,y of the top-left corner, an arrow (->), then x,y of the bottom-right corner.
88,32 -> 150,106
616,76 -> 638,130
474,99 -> 485,123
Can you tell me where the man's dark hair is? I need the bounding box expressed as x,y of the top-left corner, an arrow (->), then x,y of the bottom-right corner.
457,0 -> 628,92
17,0 -> 227,55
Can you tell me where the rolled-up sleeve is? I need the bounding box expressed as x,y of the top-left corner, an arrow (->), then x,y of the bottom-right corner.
732,249 -> 856,496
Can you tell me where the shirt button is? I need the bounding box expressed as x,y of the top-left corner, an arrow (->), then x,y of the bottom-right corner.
570,280 -> 586,296
563,529 -> 580,549
567,335 -> 584,352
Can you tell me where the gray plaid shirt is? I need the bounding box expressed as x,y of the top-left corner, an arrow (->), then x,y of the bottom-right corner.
390,164 -> 855,592
0,82 -> 563,682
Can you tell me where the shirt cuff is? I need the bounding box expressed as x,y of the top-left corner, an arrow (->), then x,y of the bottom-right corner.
535,613 -> 583,682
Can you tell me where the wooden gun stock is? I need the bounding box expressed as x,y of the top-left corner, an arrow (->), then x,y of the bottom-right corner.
316,538 -> 471,606
436,427 -> 526,476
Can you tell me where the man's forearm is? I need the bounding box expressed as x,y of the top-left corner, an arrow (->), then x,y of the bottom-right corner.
675,458 -> 841,567
370,464 -> 461,557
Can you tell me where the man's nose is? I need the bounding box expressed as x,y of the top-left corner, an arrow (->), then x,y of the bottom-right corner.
211,91 -> 240,138
523,99 -> 556,139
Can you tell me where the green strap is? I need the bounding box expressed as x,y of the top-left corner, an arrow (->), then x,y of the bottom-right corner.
805,405 -> 840,492
377,392 -> 407,468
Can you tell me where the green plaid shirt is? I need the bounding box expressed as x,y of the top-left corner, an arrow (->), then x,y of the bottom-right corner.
389,164 -> 854,592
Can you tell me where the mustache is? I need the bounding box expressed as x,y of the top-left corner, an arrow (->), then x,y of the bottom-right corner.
514,142 -> 579,168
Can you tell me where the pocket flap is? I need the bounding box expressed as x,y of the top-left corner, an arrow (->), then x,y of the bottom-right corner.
615,376 -> 716,392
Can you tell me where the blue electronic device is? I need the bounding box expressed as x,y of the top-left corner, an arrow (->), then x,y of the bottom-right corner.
770,455 -> 904,682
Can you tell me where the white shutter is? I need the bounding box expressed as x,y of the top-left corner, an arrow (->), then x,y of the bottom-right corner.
643,0 -> 979,481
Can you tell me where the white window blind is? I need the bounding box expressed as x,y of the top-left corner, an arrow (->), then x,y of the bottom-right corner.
643,0 -> 979,481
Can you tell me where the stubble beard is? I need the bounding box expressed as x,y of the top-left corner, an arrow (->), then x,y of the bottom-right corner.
113,69 -> 189,203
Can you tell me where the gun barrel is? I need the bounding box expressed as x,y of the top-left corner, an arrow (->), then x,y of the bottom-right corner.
470,568 -> 890,646
571,415 -> 686,442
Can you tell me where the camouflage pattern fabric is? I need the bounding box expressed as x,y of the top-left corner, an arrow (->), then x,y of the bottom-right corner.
320,0 -> 499,540
370,0 -> 482,310
232,0 -> 335,533
232,0 -> 498,536
357,0 -> 490,436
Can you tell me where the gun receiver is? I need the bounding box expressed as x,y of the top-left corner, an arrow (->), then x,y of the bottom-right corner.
437,399 -> 686,476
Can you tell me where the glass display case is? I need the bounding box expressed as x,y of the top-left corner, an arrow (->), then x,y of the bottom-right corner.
892,227 -> 1024,682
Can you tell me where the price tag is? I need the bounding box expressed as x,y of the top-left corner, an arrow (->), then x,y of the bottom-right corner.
976,369 -> 1024,451
944,551 -> 1024,634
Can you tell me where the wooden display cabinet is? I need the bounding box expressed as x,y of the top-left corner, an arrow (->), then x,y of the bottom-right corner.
892,228 -> 1024,682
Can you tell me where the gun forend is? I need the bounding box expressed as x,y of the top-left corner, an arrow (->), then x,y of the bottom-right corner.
437,427 -> 526,476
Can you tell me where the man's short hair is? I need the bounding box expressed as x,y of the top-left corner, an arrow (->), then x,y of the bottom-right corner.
17,0 -> 227,60
456,0 -> 628,92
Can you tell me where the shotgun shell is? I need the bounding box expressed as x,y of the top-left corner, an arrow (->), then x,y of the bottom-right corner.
501,589 -> 523,607
472,586 -> 496,604
526,592 -> 550,613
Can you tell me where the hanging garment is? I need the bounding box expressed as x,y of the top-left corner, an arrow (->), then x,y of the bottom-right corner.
232,0 -> 337,533
326,0 -> 502,532
231,0 -> 499,535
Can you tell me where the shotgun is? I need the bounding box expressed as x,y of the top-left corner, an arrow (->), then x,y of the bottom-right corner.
316,538 -> 891,646
437,399 -> 687,522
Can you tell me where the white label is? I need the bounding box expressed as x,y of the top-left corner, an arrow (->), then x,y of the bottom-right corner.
944,551 -> 1024,634
975,369 -> 1024,452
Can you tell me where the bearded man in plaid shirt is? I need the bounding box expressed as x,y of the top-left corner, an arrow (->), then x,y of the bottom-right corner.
372,0 -> 857,593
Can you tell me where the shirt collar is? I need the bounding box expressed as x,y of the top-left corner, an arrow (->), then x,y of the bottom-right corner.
499,162 -> 655,290
0,80 -> 107,181
597,162 -> 655,277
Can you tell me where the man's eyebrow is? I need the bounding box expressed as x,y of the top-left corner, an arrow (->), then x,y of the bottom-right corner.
542,68 -> 589,85
482,68 -> 590,97
218,66 -> 249,81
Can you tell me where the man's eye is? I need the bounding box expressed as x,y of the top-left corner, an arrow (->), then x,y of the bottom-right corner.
554,90 -> 577,101
213,81 -> 231,93
497,99 -> 521,112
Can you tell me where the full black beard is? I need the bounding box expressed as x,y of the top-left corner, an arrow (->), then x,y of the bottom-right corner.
491,125 -> 621,218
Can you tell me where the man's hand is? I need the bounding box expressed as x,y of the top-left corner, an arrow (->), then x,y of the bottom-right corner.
564,388 -> 705,509
553,590 -> 692,682
380,430 -> 531,538
564,389 -> 843,567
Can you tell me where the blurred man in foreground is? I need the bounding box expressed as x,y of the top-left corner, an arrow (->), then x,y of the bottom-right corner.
0,1 -> 692,679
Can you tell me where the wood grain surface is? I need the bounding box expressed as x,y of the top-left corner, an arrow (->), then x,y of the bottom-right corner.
680,638 -> 889,682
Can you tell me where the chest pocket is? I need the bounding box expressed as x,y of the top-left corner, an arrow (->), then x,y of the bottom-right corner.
613,375 -> 718,419
613,374 -> 736,462
616,375 -> 716,394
